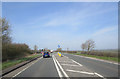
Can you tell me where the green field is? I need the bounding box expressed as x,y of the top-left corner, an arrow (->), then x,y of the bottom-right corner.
2,54 -> 42,70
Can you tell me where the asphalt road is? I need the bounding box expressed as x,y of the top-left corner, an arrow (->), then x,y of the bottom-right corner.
3,53 -> 119,78
63,53 -> 118,77
16,55 -> 59,77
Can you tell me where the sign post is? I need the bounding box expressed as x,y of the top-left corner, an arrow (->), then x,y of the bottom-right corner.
57,45 -> 62,57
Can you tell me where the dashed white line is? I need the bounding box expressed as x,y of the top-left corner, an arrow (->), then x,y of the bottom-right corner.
52,55 -> 63,78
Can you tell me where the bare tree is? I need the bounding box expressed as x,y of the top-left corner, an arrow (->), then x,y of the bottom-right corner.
0,18 -> 11,44
85,39 -> 95,51
81,43 -> 86,51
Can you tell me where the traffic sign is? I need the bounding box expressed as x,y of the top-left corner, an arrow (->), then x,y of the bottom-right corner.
58,45 -> 60,48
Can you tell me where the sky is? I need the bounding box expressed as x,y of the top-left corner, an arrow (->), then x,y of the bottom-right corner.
2,2 -> 118,50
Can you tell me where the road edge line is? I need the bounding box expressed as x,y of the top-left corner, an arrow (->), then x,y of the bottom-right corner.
12,57 -> 43,78
52,55 -> 63,78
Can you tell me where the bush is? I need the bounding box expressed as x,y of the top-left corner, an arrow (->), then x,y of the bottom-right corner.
2,43 -> 32,61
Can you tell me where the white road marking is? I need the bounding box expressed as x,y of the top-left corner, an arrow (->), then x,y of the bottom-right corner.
71,59 -> 83,66
52,55 -> 63,78
66,69 -> 106,79
59,61 -> 72,63
63,55 -> 83,66
12,57 -> 43,78
94,73 -> 106,79
53,55 -> 70,78
64,54 -> 106,79
63,55 -> 69,59
66,69 -> 95,75
72,54 -> 119,65
12,64 -> 30,77
61,64 -> 79,67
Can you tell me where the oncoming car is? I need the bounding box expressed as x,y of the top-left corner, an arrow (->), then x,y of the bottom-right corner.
43,51 -> 50,58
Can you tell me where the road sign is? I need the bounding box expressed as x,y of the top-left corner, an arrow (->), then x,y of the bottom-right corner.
58,45 -> 60,48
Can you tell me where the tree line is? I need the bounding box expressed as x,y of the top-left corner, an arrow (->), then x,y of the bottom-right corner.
1,18 -> 32,61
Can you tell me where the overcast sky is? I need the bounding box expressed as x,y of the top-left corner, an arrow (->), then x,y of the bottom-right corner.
2,2 -> 118,50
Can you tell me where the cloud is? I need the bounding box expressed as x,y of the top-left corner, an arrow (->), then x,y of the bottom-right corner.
93,26 -> 117,36
10,2 -> 117,50
27,3 -> 116,30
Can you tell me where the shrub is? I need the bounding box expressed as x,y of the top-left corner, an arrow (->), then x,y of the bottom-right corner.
2,43 -> 32,61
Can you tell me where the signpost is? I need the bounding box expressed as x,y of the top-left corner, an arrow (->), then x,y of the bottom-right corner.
57,45 -> 62,57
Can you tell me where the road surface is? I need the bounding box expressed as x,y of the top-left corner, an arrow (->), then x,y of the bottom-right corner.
63,53 -> 118,77
3,53 -> 119,79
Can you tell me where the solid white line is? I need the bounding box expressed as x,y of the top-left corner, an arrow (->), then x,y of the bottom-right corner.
61,64 -> 79,67
12,57 -> 43,78
66,69 -> 94,75
52,55 -> 63,78
12,65 -> 30,77
54,55 -> 70,78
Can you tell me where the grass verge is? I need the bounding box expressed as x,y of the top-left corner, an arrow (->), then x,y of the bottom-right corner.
70,53 -> 119,62
2,54 -> 42,70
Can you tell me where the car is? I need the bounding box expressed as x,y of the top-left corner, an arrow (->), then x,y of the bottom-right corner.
50,50 -> 53,53
43,51 -> 50,58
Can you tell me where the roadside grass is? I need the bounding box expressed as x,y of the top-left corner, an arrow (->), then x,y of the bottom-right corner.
2,54 -> 42,70
70,52 -> 119,62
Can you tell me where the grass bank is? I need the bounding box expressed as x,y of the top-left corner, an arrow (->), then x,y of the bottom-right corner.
70,52 -> 119,62
2,54 -> 42,70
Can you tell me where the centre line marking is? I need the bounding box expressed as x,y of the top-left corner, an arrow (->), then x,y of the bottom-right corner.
53,55 -> 70,79
52,55 -> 63,78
